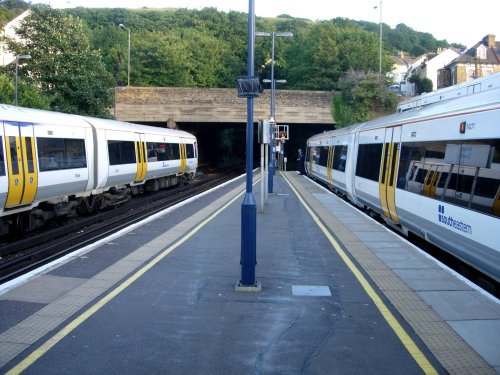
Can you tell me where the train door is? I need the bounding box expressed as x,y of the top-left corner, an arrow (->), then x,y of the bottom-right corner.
307,146 -> 314,173
326,146 -> 334,187
134,134 -> 147,182
178,142 -> 187,174
379,126 -> 401,223
3,121 -> 38,208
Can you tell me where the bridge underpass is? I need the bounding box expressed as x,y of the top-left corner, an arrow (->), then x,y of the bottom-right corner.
114,87 -> 335,169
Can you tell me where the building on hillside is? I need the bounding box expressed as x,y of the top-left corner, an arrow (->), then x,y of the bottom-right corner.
437,34 -> 500,89
1,10 -> 30,67
398,48 -> 461,96
398,53 -> 427,97
412,48 -> 461,91
388,52 -> 412,84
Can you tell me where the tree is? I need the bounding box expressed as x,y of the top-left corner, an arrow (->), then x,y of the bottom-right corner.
285,21 -> 381,90
0,72 -> 51,108
332,70 -> 397,127
409,74 -> 433,94
6,5 -> 114,116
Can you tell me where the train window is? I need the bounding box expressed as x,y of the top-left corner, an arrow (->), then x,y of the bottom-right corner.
380,143 -> 389,184
310,147 -> 319,165
332,145 -> 347,172
356,143 -> 383,182
0,136 -> 5,176
146,142 -> 181,161
185,144 -> 195,159
172,144 -> 180,160
9,137 -> 19,175
25,137 -> 35,173
38,138 -> 87,171
319,146 -> 329,167
414,169 -> 427,184
136,142 -> 143,163
389,144 -> 398,186
475,177 -> 500,198
107,140 -> 136,166
437,172 -> 448,188
398,139 -> 500,217
455,173 -> 474,194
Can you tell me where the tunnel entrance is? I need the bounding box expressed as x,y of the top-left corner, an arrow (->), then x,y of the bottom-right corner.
163,122 -> 333,172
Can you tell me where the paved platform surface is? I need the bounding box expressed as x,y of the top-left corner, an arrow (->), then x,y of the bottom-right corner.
0,172 -> 498,374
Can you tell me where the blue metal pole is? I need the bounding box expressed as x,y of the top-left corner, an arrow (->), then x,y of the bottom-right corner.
240,0 -> 257,287
268,128 -> 274,193
267,32 -> 276,193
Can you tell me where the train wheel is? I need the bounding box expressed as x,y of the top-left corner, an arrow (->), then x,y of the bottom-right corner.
15,212 -> 31,236
77,196 -> 98,215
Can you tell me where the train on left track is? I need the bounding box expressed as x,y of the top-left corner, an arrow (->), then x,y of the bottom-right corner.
0,104 -> 198,236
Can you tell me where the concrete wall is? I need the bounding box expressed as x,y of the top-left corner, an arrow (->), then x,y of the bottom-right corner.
114,87 -> 334,125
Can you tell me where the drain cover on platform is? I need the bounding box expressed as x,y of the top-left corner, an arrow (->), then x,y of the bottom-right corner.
292,285 -> 331,297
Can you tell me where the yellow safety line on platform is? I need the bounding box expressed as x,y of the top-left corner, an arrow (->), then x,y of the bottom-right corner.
282,173 -> 438,375
6,185 -> 249,375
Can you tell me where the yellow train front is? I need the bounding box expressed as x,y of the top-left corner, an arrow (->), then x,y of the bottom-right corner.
0,104 -> 197,236
305,74 -> 500,284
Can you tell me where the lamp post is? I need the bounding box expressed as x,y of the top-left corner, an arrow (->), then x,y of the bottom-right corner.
255,31 -> 293,193
262,79 -> 286,118
119,24 -> 131,86
15,54 -> 31,106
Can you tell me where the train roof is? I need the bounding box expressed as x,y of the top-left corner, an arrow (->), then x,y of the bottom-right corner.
396,72 -> 500,113
0,104 -> 196,139
0,103 -> 90,127
83,116 -> 196,139
308,82 -> 500,142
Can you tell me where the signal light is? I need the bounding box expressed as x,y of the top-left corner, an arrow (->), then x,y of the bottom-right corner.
459,121 -> 466,134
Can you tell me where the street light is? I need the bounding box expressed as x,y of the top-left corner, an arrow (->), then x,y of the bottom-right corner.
15,54 -> 31,106
256,31 -> 293,118
262,78 -> 286,117
256,31 -> 293,193
119,24 -> 131,86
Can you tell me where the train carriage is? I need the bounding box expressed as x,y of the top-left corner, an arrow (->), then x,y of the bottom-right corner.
306,74 -> 500,283
0,107 -> 94,220
0,105 -> 197,235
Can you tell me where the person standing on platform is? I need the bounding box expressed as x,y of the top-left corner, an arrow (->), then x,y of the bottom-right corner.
297,148 -> 305,175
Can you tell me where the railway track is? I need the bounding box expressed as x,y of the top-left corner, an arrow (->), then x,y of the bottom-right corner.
0,169 -> 242,284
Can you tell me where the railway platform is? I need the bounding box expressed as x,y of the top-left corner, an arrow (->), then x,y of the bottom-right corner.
0,171 -> 499,374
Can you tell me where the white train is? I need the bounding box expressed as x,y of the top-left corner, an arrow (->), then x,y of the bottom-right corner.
0,105 -> 197,236
306,74 -> 500,283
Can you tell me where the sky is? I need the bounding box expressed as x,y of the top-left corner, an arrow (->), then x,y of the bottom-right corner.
29,0 -> 500,49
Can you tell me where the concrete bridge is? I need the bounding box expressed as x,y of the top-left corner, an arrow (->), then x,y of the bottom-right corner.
114,87 -> 334,126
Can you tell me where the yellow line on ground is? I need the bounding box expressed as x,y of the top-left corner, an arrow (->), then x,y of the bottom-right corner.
6,187 -> 247,375
282,173 -> 438,375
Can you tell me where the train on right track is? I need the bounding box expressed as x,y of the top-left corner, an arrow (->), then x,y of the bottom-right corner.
305,73 -> 500,285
